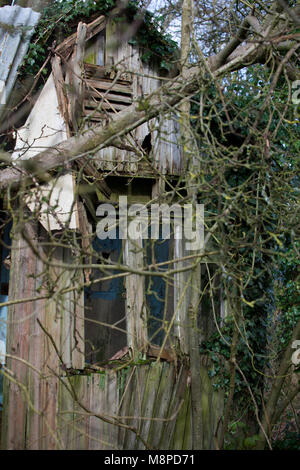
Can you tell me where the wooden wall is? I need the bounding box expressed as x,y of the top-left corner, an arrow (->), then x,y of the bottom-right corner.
1,222 -> 84,449
0,15 -> 224,450
2,360 -> 223,450
80,17 -> 183,176
1,220 -> 224,450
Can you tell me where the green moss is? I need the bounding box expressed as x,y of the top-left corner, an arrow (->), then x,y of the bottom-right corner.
99,372 -> 106,390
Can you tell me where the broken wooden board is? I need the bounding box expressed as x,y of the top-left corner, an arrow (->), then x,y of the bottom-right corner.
83,63 -> 133,83
83,72 -> 133,123
55,15 -> 107,60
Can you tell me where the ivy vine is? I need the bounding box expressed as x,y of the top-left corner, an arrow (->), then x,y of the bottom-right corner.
19,0 -> 178,79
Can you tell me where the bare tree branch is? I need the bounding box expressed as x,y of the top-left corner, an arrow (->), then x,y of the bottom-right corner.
0,10 -> 297,191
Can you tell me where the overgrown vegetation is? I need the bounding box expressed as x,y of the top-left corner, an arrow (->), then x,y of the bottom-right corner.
20,0 -> 178,78
0,0 -> 299,451
192,63 -> 300,445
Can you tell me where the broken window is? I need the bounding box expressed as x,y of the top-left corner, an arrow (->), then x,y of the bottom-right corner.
84,234 -> 127,364
82,177 -> 190,363
84,30 -> 106,66
144,237 -> 174,347
82,29 -> 133,124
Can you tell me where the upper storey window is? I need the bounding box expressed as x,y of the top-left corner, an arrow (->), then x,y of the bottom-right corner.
84,30 -> 106,66
82,28 -> 133,124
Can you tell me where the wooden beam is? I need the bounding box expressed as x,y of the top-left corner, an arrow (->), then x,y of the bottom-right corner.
66,22 -> 87,133
84,99 -> 129,112
85,78 -> 132,95
124,236 -> 148,355
83,63 -> 133,83
51,55 -> 71,137
55,15 -> 107,60
85,90 -> 132,105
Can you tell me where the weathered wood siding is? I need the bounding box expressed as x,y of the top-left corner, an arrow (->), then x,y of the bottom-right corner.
2,360 -> 223,450
0,14 -> 223,450
84,18 -> 182,176
1,224 -> 84,449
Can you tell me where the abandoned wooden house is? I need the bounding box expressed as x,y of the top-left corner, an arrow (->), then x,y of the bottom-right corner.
0,4 -> 224,450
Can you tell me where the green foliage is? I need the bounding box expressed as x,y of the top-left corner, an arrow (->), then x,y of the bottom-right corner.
197,63 -> 299,418
273,432 -> 300,450
272,241 -> 300,350
20,0 -> 177,78
224,422 -> 260,450
200,308 -> 268,409
99,372 -> 106,389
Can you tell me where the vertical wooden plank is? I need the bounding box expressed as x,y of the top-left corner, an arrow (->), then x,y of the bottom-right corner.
2,224 -> 38,449
131,365 -> 148,449
117,366 -> 135,449
26,247 -> 47,449
72,375 -> 89,450
57,376 -> 75,450
97,372 -> 109,450
159,365 -> 188,449
174,237 -> 190,354
200,363 -> 212,450
87,371 -> 119,450
135,361 -> 163,450
171,385 -> 190,450
147,362 -> 175,449
151,177 -> 165,201
41,246 -> 64,449
58,248 -> 84,370
65,22 -> 87,133
124,237 -> 148,354
122,365 -> 148,449
103,370 -> 119,449
88,373 -> 104,449
120,367 -> 138,449
211,387 -> 224,449
105,17 -> 116,68
182,386 -> 192,449
60,250 -> 72,369
72,282 -> 85,369
51,55 -> 71,136
41,244 -> 80,450
39,375 -> 60,450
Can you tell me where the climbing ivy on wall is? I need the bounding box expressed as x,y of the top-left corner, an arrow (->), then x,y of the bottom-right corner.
20,0 -> 178,78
